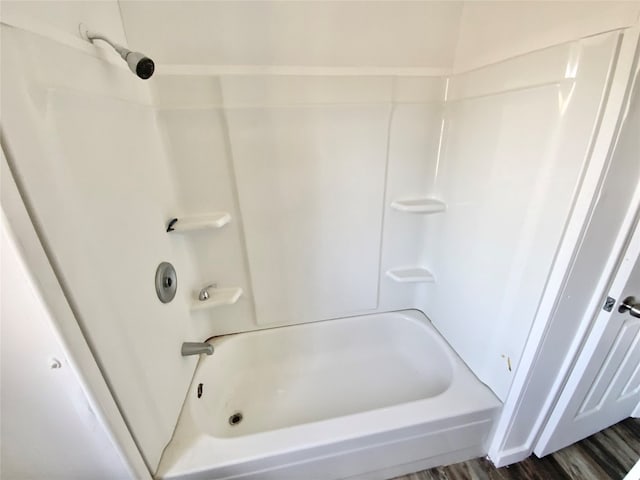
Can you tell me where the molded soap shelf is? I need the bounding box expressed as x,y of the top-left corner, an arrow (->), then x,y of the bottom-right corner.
390,198 -> 446,214
167,213 -> 231,233
191,287 -> 243,311
386,268 -> 435,283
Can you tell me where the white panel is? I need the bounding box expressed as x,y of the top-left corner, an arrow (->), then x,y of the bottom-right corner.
448,41 -> 575,102
1,216 -> 133,480
156,107 -> 257,338
578,320 -> 640,415
227,103 -> 390,326
426,33 -> 619,401
620,356 -> 640,398
220,75 -> 393,107
153,76 -> 224,109
379,102 -> 443,312
1,27 -> 197,468
154,74 -> 445,333
431,84 -> 565,397
394,77 -> 447,104
487,31 -> 640,460
454,1 -> 639,73
621,368 -> 640,399
119,1 -> 463,68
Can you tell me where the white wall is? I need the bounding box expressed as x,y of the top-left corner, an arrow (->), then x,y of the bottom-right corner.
136,2 -> 636,400
490,56 -> 640,464
120,1 -> 462,69
147,8 -> 628,402
453,1 -> 640,73
380,78 -> 446,313
2,0 -> 127,46
1,7 -> 199,469
1,213 -> 133,480
154,82 -> 257,337
153,75 -> 445,338
421,32 -> 621,400
119,1 -> 640,73
226,78 -> 390,327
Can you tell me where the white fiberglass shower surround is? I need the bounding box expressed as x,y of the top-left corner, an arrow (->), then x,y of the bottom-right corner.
1,2 -> 640,479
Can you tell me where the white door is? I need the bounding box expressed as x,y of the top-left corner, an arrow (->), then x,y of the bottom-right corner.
535,219 -> 640,456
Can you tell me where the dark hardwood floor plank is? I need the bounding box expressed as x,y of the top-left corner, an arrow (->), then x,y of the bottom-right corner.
608,420 -> 640,451
582,426 -> 638,475
464,458 -> 501,480
621,417 -> 640,438
577,436 -> 629,479
499,455 -> 572,480
430,460 -> 491,480
552,443 -> 614,479
400,470 -> 440,480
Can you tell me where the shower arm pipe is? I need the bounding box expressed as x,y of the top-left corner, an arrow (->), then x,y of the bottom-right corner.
85,32 -> 129,60
79,23 -> 155,80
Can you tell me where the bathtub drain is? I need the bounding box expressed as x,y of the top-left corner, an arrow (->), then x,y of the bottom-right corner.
228,412 -> 243,426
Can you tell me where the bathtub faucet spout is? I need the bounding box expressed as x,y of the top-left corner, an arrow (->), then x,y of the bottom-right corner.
181,342 -> 214,356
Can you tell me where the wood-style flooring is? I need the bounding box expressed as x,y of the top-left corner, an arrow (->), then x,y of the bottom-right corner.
392,418 -> 640,480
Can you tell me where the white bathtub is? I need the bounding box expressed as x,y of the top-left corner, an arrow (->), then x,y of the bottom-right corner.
158,311 -> 501,480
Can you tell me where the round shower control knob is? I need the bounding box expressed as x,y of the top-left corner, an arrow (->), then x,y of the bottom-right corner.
155,262 -> 177,303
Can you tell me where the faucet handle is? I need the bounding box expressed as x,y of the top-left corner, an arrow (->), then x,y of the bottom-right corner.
198,283 -> 217,301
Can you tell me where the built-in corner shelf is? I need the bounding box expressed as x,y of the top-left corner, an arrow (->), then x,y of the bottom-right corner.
386,267 -> 435,283
166,213 -> 231,233
390,198 -> 446,214
191,287 -> 243,312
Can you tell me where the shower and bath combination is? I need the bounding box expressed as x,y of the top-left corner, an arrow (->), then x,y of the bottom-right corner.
79,23 -> 155,79
3,4 -> 639,479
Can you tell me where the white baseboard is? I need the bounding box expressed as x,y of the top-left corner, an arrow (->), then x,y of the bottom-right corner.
488,445 -> 532,468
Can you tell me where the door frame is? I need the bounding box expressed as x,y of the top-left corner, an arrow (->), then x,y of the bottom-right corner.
488,26 -> 640,467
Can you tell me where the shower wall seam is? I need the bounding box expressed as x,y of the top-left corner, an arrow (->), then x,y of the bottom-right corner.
375,77 -> 397,310
216,80 -> 260,328
154,65 -> 452,77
